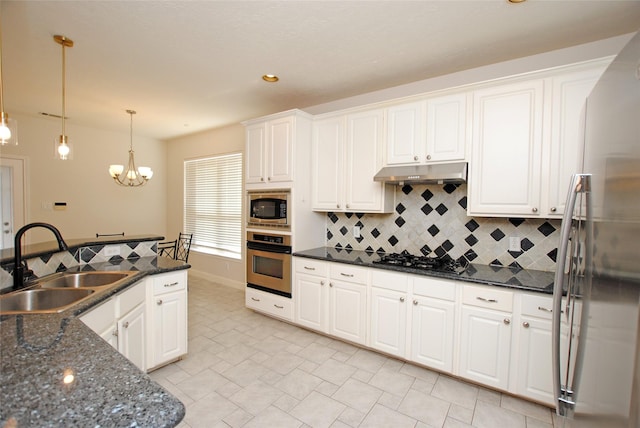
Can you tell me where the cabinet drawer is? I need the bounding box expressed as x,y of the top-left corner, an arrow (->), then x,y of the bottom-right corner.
520,293 -> 555,320
462,284 -> 513,312
246,287 -> 293,321
152,272 -> 186,296
330,264 -> 367,284
118,281 -> 146,316
413,276 -> 456,302
295,258 -> 328,277
371,269 -> 408,293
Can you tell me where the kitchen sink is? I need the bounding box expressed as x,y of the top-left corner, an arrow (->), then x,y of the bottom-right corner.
0,270 -> 139,315
36,271 -> 134,289
0,288 -> 95,314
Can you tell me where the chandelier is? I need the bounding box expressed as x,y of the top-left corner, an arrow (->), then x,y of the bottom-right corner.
109,109 -> 153,186
54,35 -> 73,160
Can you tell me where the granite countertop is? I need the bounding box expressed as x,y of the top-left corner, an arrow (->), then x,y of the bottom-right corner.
293,247 -> 556,294
0,256 -> 189,427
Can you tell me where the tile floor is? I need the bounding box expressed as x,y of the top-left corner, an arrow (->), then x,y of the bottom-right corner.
149,274 -> 558,428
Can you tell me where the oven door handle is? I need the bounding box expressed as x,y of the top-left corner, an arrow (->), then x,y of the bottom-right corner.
247,241 -> 292,254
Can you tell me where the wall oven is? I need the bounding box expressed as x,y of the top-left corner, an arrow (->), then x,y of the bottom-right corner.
247,190 -> 290,230
246,231 -> 292,298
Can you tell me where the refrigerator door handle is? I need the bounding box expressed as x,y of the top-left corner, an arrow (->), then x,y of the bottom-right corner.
552,173 -> 590,416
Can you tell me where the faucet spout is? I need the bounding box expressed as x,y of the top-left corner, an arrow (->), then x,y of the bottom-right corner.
13,223 -> 68,290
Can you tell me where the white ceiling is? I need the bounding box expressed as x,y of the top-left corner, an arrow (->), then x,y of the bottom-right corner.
2,1 -> 640,140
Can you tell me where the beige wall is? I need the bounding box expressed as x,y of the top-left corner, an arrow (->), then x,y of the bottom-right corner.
0,113 -> 167,244
165,123 -> 246,289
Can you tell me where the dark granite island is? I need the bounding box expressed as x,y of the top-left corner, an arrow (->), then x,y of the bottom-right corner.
0,235 -> 187,427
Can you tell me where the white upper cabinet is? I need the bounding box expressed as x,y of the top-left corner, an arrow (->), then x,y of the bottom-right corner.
468,79 -> 545,217
385,92 -> 468,166
312,109 -> 394,213
244,110 -> 312,189
468,60 -> 609,218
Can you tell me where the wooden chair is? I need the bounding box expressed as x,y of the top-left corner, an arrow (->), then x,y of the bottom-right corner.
158,233 -> 192,262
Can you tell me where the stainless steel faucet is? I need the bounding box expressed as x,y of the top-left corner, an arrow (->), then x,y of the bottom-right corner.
13,223 -> 68,290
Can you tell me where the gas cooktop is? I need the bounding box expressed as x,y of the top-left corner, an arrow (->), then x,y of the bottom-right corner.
372,251 -> 468,275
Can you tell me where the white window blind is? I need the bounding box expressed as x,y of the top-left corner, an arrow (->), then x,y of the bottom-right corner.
184,152 -> 242,258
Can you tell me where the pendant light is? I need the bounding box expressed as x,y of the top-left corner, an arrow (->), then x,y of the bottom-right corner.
54,35 -> 73,160
0,28 -> 18,145
108,109 -> 153,187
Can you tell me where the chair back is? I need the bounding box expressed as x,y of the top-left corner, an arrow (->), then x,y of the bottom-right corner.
157,240 -> 177,259
175,233 -> 193,262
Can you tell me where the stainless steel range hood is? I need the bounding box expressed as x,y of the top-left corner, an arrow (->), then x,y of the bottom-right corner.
373,162 -> 467,185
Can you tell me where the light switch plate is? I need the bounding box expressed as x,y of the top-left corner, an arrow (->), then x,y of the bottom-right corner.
509,237 -> 521,252
353,226 -> 361,238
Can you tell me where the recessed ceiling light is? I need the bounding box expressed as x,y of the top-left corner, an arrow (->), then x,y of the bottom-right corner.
262,74 -> 279,83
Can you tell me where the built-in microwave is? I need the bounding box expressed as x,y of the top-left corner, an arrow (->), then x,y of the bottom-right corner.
247,190 -> 290,229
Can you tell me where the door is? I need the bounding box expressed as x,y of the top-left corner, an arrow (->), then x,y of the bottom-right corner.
118,303 -> 146,371
370,287 -> 407,357
329,280 -> 367,345
312,116 -> 343,210
267,116 -> 294,183
0,156 -> 26,249
152,290 -> 187,368
411,297 -> 455,372
295,274 -> 326,332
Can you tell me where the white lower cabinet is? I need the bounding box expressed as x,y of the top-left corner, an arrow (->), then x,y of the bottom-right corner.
80,280 -> 147,371
246,287 -> 294,321
410,277 -> 456,373
293,258 -> 367,345
458,284 -> 513,390
370,270 -> 408,358
147,271 -> 188,371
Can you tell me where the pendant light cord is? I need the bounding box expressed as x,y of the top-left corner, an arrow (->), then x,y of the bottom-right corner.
61,37 -> 66,136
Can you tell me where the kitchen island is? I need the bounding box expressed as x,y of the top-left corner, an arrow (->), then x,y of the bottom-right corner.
0,236 -> 188,427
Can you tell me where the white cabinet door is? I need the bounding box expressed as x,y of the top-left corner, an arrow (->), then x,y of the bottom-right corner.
468,79 -> 544,216
410,296 -> 455,372
295,273 -> 327,332
118,303 -> 146,371
80,298 -> 118,349
515,316 -> 554,404
345,109 -> 386,211
267,116 -> 294,183
370,287 -> 407,358
245,123 -> 267,185
426,92 -> 467,162
459,305 -> 512,390
546,68 -> 603,217
329,280 -> 367,345
151,290 -> 187,367
386,101 -> 425,165
312,116 -> 343,211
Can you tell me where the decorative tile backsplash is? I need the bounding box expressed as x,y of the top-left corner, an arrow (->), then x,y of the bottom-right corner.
326,184 -> 560,272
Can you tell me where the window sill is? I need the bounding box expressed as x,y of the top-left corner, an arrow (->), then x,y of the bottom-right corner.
192,246 -> 241,260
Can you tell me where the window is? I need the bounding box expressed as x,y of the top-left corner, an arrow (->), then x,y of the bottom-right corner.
184,152 -> 242,259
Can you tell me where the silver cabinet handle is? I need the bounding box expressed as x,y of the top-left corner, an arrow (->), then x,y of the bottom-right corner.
426,154 -> 432,160
539,305 -> 564,314
164,281 -> 179,288
400,297 -> 405,302
523,322 -> 530,328
123,322 -> 129,329
532,207 -> 538,213
274,304 -> 284,309
340,273 -> 354,277
504,318 -> 511,325
476,297 -> 497,303
251,297 -> 260,302
413,299 -> 418,305
157,299 -> 163,305
304,266 -> 316,270
413,155 -> 419,161
550,207 -> 557,212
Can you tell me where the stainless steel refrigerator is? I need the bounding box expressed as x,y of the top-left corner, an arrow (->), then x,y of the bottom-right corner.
552,30 -> 640,427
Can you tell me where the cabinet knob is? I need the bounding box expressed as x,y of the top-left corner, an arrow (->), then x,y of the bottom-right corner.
329,283 -> 333,287
504,318 -> 511,325
157,299 -> 163,305
260,177 -> 264,182
336,204 -> 340,209
112,329 -> 118,337
550,207 -> 557,212
400,297 -> 405,302
523,322 -> 530,328
123,321 -> 129,329
267,177 -> 271,181
426,155 -> 432,161
320,280 -> 325,286
346,204 -> 350,209
532,207 -> 538,213
414,155 -> 419,161
413,299 -> 418,305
